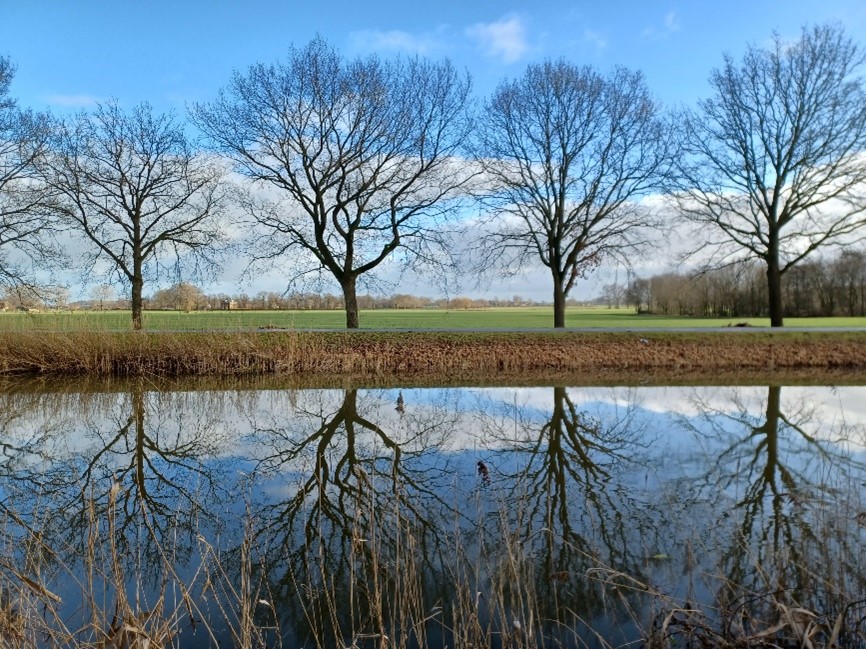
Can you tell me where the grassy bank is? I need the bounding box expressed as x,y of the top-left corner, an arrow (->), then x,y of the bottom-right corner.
2,330 -> 865,378
4,306 -> 866,331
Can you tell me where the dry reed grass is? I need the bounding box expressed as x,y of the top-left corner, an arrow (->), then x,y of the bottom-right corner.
1,330 -> 865,378
3,468 -> 866,648
0,487 -> 273,649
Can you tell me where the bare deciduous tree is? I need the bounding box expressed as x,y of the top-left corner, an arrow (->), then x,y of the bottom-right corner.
44,101 -> 227,330
0,57 -> 59,294
89,283 -> 115,310
476,61 -> 673,327
674,24 -> 866,327
192,37 -> 475,328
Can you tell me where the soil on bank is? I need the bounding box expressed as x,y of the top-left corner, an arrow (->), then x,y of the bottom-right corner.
1,330 -> 865,379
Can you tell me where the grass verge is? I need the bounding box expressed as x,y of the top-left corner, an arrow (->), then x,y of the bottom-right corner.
4,307 -> 866,331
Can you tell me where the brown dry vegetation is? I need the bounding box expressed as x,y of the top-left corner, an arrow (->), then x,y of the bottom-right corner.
1,330 -> 865,379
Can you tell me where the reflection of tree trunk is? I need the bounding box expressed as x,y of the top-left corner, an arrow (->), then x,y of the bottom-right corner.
496,385 -> 639,623
260,388 -> 415,556
759,385 -> 780,439
718,385 -> 817,616
552,385 -> 566,419
133,386 -> 147,500
253,387 -> 455,646
758,386 -> 786,553
736,385 -> 787,528
752,386 -> 781,452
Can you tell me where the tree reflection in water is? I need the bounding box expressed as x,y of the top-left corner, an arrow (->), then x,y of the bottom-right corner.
245,387 -> 467,648
466,385 -> 655,646
671,384 -> 866,645
0,383 -> 241,646
1,382 -> 866,647
73,386 -> 236,559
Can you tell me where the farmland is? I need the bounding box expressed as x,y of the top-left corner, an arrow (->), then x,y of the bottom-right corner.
3,306 -> 866,331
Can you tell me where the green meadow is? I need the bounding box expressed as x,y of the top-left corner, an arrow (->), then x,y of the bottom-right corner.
3,307 -> 866,331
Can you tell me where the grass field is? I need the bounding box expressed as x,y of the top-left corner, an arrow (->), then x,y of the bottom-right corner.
3,306 -> 866,331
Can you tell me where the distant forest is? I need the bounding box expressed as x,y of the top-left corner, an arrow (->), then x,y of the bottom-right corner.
613,247 -> 866,318
4,246 -> 865,318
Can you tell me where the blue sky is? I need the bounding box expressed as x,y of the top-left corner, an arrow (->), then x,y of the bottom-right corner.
5,0 -> 865,114
4,0 -> 866,300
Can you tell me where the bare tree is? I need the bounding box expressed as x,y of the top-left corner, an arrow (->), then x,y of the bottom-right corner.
601,282 -> 626,309
833,249 -> 866,316
43,101 -> 227,330
192,37 -> 475,328
89,283 -> 115,310
476,61 -> 673,327
674,24 -> 866,327
0,57 -> 58,293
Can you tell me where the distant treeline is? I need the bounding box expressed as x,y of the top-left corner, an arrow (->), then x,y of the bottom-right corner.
7,248 -> 866,318
143,289 -> 550,312
614,248 -> 866,318
11,285 -> 550,312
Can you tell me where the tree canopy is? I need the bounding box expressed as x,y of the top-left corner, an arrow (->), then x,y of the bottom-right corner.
674,23 -> 866,326
43,101 -> 227,329
0,56 -> 58,295
193,37 -> 475,328
476,60 -> 673,327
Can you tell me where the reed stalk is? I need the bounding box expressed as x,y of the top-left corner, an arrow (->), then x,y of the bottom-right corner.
1,330 -> 865,378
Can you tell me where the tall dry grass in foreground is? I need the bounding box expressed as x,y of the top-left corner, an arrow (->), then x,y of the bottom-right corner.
0,486 -> 274,649
3,474 -> 866,648
1,330 -> 866,378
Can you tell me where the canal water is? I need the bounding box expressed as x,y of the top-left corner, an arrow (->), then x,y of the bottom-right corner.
1,380 -> 865,647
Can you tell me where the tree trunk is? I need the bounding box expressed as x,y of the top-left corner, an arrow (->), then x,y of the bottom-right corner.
133,385 -> 146,492
131,234 -> 144,330
860,281 -> 866,317
552,386 -> 566,422
552,272 -> 566,328
766,250 -> 784,327
758,385 -> 781,472
131,274 -> 144,331
342,275 -> 360,329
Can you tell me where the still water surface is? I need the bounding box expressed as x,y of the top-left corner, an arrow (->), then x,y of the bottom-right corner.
1,381 -> 865,647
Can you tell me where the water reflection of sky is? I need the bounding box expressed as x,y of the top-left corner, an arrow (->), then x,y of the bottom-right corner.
11,384 -> 862,456
2,382 -> 866,648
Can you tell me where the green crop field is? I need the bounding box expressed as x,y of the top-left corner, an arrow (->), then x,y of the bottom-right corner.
2,307 -> 866,331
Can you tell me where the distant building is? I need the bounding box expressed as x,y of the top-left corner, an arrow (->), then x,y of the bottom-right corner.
220,299 -> 237,310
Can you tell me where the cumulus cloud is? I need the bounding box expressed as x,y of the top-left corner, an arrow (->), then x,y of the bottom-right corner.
466,15 -> 529,63
664,11 -> 680,31
641,11 -> 681,41
582,29 -> 608,50
349,28 -> 445,56
43,94 -> 101,108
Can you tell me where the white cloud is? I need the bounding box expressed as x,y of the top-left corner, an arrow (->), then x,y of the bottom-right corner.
349,28 -> 445,56
582,29 -> 608,51
43,94 -> 101,108
466,15 -> 529,63
641,11 -> 681,41
665,11 -> 680,32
